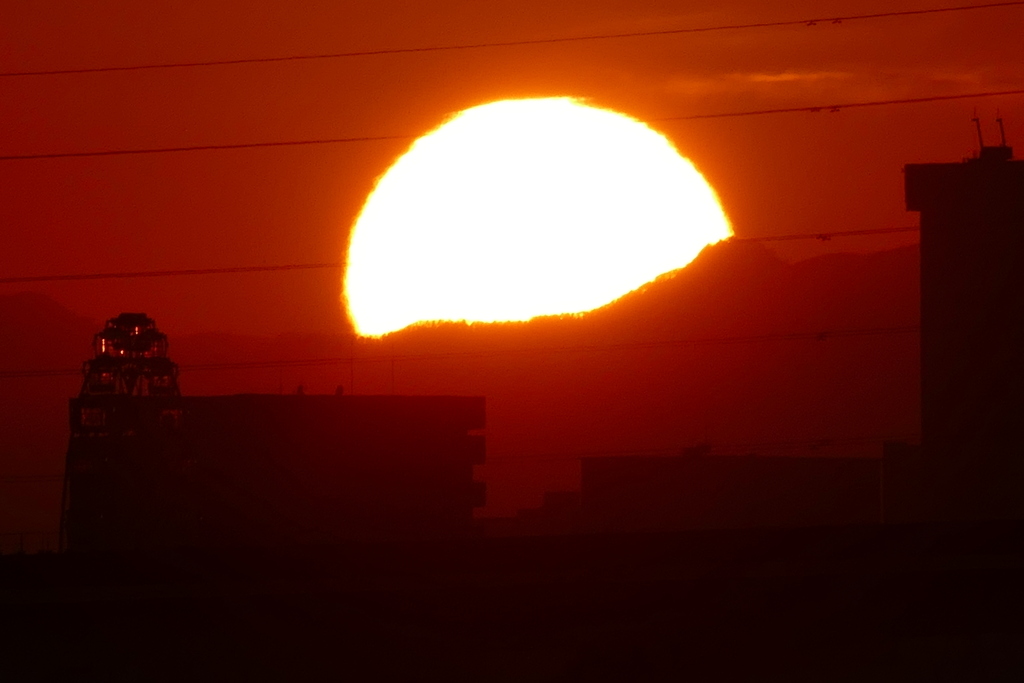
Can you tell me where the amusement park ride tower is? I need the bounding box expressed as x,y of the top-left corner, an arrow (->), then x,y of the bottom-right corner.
60,313 -> 182,548
79,313 -> 180,398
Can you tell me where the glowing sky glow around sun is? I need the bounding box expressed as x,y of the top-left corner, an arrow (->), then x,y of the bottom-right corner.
345,98 -> 731,336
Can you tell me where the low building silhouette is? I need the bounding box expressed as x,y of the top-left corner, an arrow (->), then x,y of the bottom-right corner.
484,491 -> 582,537
63,314 -> 485,551
581,451 -> 880,533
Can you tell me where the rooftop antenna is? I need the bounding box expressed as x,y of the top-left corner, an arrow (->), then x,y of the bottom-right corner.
972,109 -> 985,150
996,110 -> 1007,147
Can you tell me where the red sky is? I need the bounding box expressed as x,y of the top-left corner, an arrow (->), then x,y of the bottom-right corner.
1,0 -> 1022,335
6,1 -> 1014,530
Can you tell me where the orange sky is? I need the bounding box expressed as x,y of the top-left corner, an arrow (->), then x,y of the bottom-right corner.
1,0 -> 1022,335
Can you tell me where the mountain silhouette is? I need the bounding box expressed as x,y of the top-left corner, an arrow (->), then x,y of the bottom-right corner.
0,241 -> 920,526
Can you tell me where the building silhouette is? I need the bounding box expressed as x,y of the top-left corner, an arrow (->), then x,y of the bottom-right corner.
58,132 -> 1024,548
581,451 -> 880,533
572,127 -> 1024,532
62,314 -> 485,551
901,125 -> 1024,521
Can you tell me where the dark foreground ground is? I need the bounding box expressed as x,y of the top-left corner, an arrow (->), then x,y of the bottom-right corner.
2,522 -> 1023,682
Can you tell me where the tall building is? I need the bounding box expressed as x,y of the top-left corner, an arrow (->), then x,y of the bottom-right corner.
63,315 -> 485,551
904,128 -> 1024,520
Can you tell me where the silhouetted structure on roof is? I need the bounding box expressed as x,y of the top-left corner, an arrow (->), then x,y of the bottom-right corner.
62,315 -> 485,551
900,122 -> 1024,521
80,313 -> 179,397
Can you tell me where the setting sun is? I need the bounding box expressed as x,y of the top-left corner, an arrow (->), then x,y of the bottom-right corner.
344,98 -> 731,336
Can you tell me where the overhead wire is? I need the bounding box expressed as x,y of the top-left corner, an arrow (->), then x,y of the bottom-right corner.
0,325 -> 920,381
0,135 -> 412,161
1,433 -> 920,485
486,434 -> 921,463
652,89 -> 1024,121
0,262 -> 342,285
0,226 -> 918,286
2,2 -> 1021,78
731,226 -> 920,243
2,90 -> 1023,162
0,435 -> 919,486
188,325 -> 921,367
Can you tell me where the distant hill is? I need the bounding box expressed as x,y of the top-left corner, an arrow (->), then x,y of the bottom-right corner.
0,241 -> 920,526
375,241 -> 920,514
0,294 -> 95,537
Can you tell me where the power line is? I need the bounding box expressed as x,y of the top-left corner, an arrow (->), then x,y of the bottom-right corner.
0,325 -> 919,380
2,89 -> 1021,162
0,135 -> 412,162
0,368 -> 79,379
190,326 -> 921,367
0,475 -> 63,483
0,227 -> 918,286
2,2 -> 1021,78
653,89 -> 1024,121
0,262 -> 342,285
731,226 -> 920,243
487,434 -> 920,463
0,434 -> 920,486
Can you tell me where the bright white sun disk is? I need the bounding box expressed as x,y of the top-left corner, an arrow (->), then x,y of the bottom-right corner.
345,98 -> 731,336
